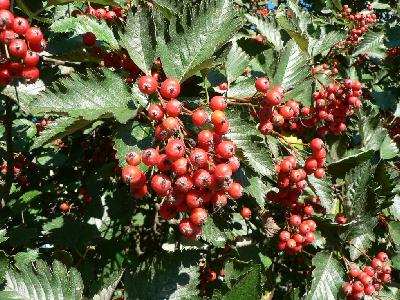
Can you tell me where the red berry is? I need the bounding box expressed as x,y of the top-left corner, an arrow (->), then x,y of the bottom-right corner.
255,77 -> 270,93
228,182 -> 243,199
83,32 -> 96,46
125,150 -> 141,166
310,138 -> 324,151
364,284 -> 375,296
197,130 -> 213,146
162,117 -> 179,131
279,105 -> 294,120
189,148 -> 208,168
349,267 -> 361,278
12,17 -> 29,34
175,175 -> 193,193
240,207 -> 251,218
165,139 -> 185,160
193,169 -> 212,189
8,38 -> 27,58
342,283 -> 353,295
23,51 -> 40,67
304,231 -> 315,244
0,0 -> 10,9
314,168 -> 325,179
279,230 -> 290,241
179,218 -> 201,239
371,258 -> 382,270
22,66 -> 39,82
280,160 -> 292,173
289,215 -> 302,227
353,281 -> 364,292
171,157 -> 187,175
192,109 -> 208,126
212,192 -> 228,209
159,202 -> 178,220
286,239 -> 296,249
0,29 -> 16,44
228,156 -> 240,172
60,202 -> 70,212
151,174 -> 171,196
157,154 -> 172,172
165,99 -> 182,117
211,110 -> 226,125
147,103 -> 164,120
142,148 -> 160,166
304,205 -> 314,215
363,266 -> 375,277
216,140 -> 235,159
210,96 -> 227,111
138,75 -> 158,94
0,9 -> 14,28
265,90 -> 282,106
213,164 -> 232,181
336,215 -> 347,224
121,165 -> 143,185
160,78 -> 180,98
25,27 -> 43,44
190,207 -> 208,225
29,38 -> 46,52
376,251 -> 389,262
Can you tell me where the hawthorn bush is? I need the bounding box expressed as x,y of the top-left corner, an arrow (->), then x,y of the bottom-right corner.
0,0 -> 400,299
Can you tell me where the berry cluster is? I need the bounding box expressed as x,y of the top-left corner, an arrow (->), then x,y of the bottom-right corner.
343,252 -> 392,299
254,77 -> 363,137
277,215 -> 316,254
122,77 -> 243,239
0,1 -> 45,84
1,154 -> 30,187
386,47 -> 400,58
336,5 -> 376,51
72,4 -> 125,22
35,118 -> 52,136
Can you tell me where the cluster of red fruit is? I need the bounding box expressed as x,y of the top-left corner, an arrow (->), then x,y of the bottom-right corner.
0,0 -> 45,84
336,5 -> 376,50
121,76 -> 244,239
386,47 -> 400,58
0,154 -> 30,186
255,77 -> 363,137
35,118 -> 52,136
342,252 -> 392,299
277,215 -> 316,254
71,5 -> 125,22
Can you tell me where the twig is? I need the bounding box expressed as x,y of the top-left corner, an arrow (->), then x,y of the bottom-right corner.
42,56 -> 81,67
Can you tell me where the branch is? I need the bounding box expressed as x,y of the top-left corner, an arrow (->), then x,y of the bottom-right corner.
1,95 -> 14,207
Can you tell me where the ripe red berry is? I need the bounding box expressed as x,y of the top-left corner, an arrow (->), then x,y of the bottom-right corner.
0,0 -> 10,9
304,231 -> 315,244
23,51 -> 40,67
29,38 -> 46,52
197,130 -> 213,146
376,251 -> 389,262
162,117 -> 179,131
279,105 -> 294,120
25,27 -> 43,44
289,215 -> 302,227
279,230 -> 290,241
121,165 -> 143,185
60,202 -> 70,212
190,207 -> 208,225
175,175 -> 193,193
255,77 -> 270,93
364,284 -> 375,296
240,207 -> 251,218
210,96 -> 227,111
314,168 -> 325,179
83,32 -> 96,46
265,90 -> 282,106
142,148 -> 160,166
363,266 -> 375,277
211,110 -> 226,125
280,160 -> 292,173
147,103 -> 164,120
8,38 -> 27,58
151,174 -> 171,196
342,283 -> 353,295
310,138 -> 324,151
353,281 -> 364,292
138,75 -> 158,94
228,182 -> 243,199
371,258 -> 382,270
286,239 -> 297,249
165,139 -> 185,160
193,169 -> 212,189
304,205 -> 314,215
192,109 -> 208,126
189,148 -> 208,168
160,78 -> 180,98
125,150 -> 141,166
21,66 -> 39,82
12,17 -> 29,34
157,154 -> 172,172
165,99 -> 182,117
0,9 -> 14,28
228,156 -> 240,172
299,222 -> 311,234
216,140 -> 235,159
214,164 -> 232,181
179,218 -> 201,239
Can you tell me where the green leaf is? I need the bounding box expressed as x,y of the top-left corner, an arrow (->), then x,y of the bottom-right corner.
92,270 -> 124,300
226,109 -> 274,178
157,0 -> 244,82
225,39 -> 252,83
227,78 -> 257,98
283,78 -> 312,106
353,30 -> 386,59
391,254 -> 400,270
50,15 -> 118,49
304,252 -> 345,300
0,230 -> 8,244
202,216 -> 231,247
119,10 -> 157,74
380,135 -> 399,160
272,40 -> 309,90
308,31 -> 346,57
233,167 -> 268,207
152,0 -> 180,19
327,149 -> 375,177
31,117 -> 90,150
0,260 -> 84,300
223,265 -> 261,300
307,175 -> 334,213
224,259 -> 252,288
389,195 -> 400,221
24,70 -> 141,123
124,251 -> 200,300
14,249 -> 39,268
112,120 -> 153,168
245,15 -> 284,50
19,190 -> 42,204
388,221 -> 400,250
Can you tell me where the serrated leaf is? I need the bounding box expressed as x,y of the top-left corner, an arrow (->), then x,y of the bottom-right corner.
272,40 -> 309,90
282,78 -> 312,106
112,120 -> 153,168
245,15 -> 284,50
31,117 -> 90,150
92,270 -> 124,300
226,110 -> 274,178
124,251 -> 200,300
0,230 -> 8,244
0,260 -> 84,300
224,259 -> 252,289
233,167 -> 268,207
51,15 -> 118,49
353,30 -> 386,59
380,135 -> 399,160
308,31 -> 346,57
120,10 -> 157,74
304,252 -> 345,300
202,216 -> 231,247
327,149 -> 374,177
19,190 -> 42,204
223,265 -> 261,300
225,39 -> 252,83
307,175 -> 334,213
389,195 -> 400,221
23,70 -> 141,123
227,78 -> 257,98
389,221 -> 400,250
14,249 -> 39,268
152,0 -> 180,19
157,0 -> 244,82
